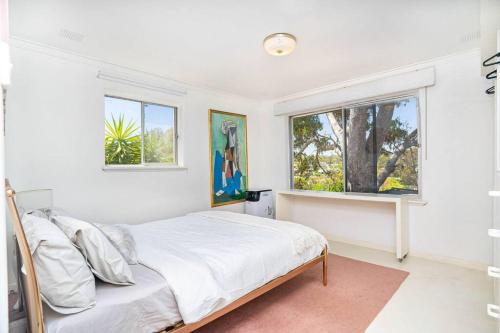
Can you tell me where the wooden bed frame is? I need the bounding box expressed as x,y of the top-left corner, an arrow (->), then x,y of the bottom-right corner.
6,180 -> 328,333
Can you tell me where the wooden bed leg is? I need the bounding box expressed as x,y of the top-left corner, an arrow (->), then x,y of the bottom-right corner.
322,246 -> 328,286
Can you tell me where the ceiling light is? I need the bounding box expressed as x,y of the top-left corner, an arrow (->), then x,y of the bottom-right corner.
263,33 -> 297,56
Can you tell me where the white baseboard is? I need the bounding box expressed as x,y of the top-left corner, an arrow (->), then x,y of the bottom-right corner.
409,249 -> 488,271
327,235 -> 395,253
327,235 -> 488,271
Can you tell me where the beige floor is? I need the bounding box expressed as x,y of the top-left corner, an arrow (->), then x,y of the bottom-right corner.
329,241 -> 497,333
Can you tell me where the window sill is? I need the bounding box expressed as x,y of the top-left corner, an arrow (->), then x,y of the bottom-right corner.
407,198 -> 428,206
277,190 -> 427,205
102,165 -> 187,172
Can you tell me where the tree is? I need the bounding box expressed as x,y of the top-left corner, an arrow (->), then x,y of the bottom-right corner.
105,115 -> 141,164
293,99 -> 418,193
144,127 -> 175,163
293,113 -> 344,191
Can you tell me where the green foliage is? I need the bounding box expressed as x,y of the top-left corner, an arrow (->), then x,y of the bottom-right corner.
398,147 -> 418,186
293,113 -> 344,192
293,115 -> 323,151
377,147 -> 418,192
294,163 -> 344,192
105,115 -> 141,165
379,177 -> 405,192
377,117 -> 418,192
144,128 -> 175,163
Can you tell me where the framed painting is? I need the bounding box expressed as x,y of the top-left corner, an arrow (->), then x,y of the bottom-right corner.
209,109 -> 248,207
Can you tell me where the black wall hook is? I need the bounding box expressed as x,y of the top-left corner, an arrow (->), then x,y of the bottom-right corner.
486,86 -> 495,95
486,69 -> 497,80
483,52 -> 500,67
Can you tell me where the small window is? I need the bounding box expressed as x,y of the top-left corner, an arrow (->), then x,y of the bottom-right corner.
104,96 -> 177,166
291,95 -> 419,195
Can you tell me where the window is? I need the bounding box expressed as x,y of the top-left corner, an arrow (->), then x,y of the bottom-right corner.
104,96 -> 177,166
291,95 -> 419,195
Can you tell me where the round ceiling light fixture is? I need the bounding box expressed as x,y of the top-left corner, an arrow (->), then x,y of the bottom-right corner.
263,33 -> 297,56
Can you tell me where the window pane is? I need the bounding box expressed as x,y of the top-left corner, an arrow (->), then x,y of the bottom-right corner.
104,96 -> 142,165
345,97 -> 418,194
376,97 -> 418,194
144,103 -> 176,164
292,110 -> 344,192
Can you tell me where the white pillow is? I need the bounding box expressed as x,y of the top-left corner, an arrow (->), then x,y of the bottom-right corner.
94,223 -> 138,265
51,215 -> 135,285
21,207 -> 70,220
23,209 -> 49,220
21,214 -> 96,314
43,207 -> 70,218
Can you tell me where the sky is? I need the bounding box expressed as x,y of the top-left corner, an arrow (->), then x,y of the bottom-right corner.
393,97 -> 418,127
104,96 -> 175,134
144,103 -> 175,132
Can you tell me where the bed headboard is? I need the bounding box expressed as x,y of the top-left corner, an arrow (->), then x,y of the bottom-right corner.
5,179 -> 45,333
15,187 -> 53,216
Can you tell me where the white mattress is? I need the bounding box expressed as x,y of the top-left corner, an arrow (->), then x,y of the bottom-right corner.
43,264 -> 181,333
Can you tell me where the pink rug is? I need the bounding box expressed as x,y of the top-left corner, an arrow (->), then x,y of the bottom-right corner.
195,254 -> 408,333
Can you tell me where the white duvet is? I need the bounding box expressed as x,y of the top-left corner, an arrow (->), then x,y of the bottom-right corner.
126,211 -> 327,324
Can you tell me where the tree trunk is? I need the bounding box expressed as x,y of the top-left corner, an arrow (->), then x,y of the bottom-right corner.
325,102 -> 417,193
345,103 -> 395,193
346,107 -> 376,192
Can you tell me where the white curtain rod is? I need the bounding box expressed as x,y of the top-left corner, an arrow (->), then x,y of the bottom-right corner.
97,71 -> 187,97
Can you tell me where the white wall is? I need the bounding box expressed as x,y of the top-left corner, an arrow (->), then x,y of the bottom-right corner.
5,42 -> 263,286
255,49 -> 495,268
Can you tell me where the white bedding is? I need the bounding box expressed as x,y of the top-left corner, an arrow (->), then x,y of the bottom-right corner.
126,211 -> 327,324
44,264 -> 181,333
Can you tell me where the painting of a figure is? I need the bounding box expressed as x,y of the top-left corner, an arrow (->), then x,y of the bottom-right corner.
209,109 -> 248,207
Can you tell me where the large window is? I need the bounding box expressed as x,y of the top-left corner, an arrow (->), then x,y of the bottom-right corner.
291,95 -> 419,195
104,96 -> 177,166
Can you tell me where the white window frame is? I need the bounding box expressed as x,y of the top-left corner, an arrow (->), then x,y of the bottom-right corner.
102,88 -> 186,172
289,90 -> 422,196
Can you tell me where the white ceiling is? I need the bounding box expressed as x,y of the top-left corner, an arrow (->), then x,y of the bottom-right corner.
10,0 -> 480,100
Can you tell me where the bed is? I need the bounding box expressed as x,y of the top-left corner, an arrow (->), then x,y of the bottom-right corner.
43,264 -> 181,333
6,180 -> 328,333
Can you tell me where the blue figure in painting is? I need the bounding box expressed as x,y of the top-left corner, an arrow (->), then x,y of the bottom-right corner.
214,120 -> 242,197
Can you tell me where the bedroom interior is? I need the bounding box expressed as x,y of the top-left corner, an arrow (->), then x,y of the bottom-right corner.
0,0 -> 500,333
